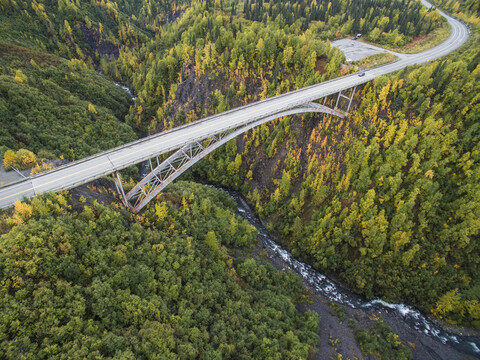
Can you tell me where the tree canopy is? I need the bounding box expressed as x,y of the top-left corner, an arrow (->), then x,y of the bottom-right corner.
0,182 -> 319,359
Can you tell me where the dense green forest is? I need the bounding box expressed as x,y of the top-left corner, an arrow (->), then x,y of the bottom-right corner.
105,0 -> 448,136
0,0 -> 149,60
113,3 -> 343,134
105,0 -> 478,329
0,43 -> 136,161
243,0 -> 445,46
188,14 -> 480,328
0,0 -> 448,158
0,0 -> 478,347
0,183 -> 319,358
430,0 -> 480,25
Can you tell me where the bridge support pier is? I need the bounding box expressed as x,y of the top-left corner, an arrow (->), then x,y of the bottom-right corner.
347,86 -> 356,112
334,86 -> 356,114
113,172 -> 128,208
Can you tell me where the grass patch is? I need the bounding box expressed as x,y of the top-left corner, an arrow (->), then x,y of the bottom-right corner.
361,21 -> 451,54
396,21 -> 451,53
354,53 -> 398,69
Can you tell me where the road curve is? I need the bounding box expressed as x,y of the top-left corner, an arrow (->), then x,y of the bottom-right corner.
0,0 -> 470,210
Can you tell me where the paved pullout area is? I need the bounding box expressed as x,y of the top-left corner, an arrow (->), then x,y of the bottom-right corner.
331,38 -> 408,61
0,159 -> 68,188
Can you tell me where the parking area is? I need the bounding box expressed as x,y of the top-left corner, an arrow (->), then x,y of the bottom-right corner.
331,39 -> 408,61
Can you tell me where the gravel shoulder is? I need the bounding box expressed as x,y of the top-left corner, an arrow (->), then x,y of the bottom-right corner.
0,167 -> 30,186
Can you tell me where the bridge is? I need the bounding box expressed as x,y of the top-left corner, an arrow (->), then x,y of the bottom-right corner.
0,1 -> 470,212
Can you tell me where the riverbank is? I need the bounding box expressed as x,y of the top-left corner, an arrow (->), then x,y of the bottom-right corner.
265,241 -> 477,360
222,188 -> 480,359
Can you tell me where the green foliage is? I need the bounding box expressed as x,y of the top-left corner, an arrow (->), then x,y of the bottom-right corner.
0,0 -> 150,62
0,43 -> 136,160
138,181 -> 258,247
205,231 -> 220,252
328,301 -> 346,323
244,0 -> 445,45
0,0 -> 475,332
355,320 -> 412,360
234,43 -> 480,328
115,4 -> 337,133
432,288 -> 480,328
429,0 -> 480,28
166,24 -> 479,330
0,183 -> 319,358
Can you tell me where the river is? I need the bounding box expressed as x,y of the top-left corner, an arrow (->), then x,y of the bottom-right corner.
114,82 -> 135,101
110,78 -> 480,358
216,187 -> 480,359
96,69 -> 136,102
109,54 -> 480,360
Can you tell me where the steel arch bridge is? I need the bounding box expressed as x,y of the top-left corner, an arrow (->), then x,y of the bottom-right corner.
115,100 -> 349,212
0,1 -> 470,211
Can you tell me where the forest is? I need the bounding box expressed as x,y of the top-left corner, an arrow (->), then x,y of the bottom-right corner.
108,0 -> 478,329
0,42 -> 136,161
243,0 -> 445,45
0,183 -> 319,358
108,0 -> 446,134
0,0 -> 479,357
192,28 -> 480,328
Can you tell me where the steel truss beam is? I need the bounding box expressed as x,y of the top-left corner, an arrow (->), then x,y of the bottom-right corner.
334,86 -> 356,114
118,102 -> 345,212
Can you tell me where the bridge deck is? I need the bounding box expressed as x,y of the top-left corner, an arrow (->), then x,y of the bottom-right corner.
0,1 -> 469,210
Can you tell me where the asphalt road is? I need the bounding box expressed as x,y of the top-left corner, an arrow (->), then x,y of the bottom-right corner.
0,0 -> 470,210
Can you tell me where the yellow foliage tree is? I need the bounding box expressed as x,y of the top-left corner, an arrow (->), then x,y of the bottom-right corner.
13,200 -> 33,224
3,149 -> 37,170
88,103 -> 97,114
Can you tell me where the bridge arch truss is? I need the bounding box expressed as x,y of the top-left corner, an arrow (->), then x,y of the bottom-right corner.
115,101 -> 347,213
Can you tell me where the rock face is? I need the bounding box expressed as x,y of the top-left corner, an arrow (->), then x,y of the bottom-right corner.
79,23 -> 119,61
